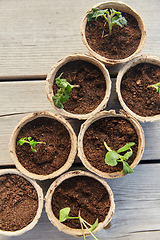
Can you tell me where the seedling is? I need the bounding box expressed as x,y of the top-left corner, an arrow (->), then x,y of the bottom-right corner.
59,207 -> 98,240
87,8 -> 127,34
104,141 -> 135,174
148,82 -> 160,96
53,72 -> 79,109
17,137 -> 46,152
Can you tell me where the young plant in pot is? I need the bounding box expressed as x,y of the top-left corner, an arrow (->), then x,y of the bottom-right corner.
45,170 -> 115,239
116,55 -> 160,122
45,52 -> 111,120
80,1 -> 146,66
0,169 -> 43,236
9,111 -> 77,181
78,110 -> 145,178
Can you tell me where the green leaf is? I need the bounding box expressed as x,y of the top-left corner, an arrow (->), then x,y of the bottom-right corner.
30,139 -> 37,147
17,137 -> 28,145
90,218 -> 98,232
59,207 -> 71,222
117,142 -> 135,153
17,137 -> 45,153
123,149 -> 133,160
27,137 -> 32,141
112,15 -> 127,28
112,15 -> 119,22
119,16 -> 127,26
105,151 -> 119,166
55,73 -> 66,87
110,8 -> 121,17
59,96 -> 67,104
148,82 -> 160,96
65,84 -> 72,93
122,161 -> 134,174
31,145 -> 37,152
56,72 -> 63,80
57,80 -> 68,89
59,91 -> 69,103
53,72 -> 79,109
87,8 -> 106,21
87,7 -> 127,34
53,95 -> 64,108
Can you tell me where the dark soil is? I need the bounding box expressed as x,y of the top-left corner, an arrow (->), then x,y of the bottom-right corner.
51,176 -> 111,229
83,117 -> 138,173
16,117 -> 71,175
121,63 -> 160,117
53,60 -> 106,114
0,174 -> 38,231
85,12 -> 141,60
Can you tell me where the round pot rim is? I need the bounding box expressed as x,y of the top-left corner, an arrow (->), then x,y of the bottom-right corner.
45,170 -> 115,237
9,111 -> 77,180
0,168 -> 43,236
116,54 -> 160,122
78,110 -> 145,178
80,1 -> 146,66
45,52 -> 111,119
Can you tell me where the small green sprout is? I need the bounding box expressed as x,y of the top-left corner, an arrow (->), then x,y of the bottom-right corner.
59,207 -> 98,240
53,72 -> 79,109
148,82 -> 160,96
17,137 -> 46,152
87,8 -> 127,33
104,141 -> 135,174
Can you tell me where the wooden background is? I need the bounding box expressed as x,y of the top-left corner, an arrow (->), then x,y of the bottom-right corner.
0,0 -> 160,239
0,0 -> 160,78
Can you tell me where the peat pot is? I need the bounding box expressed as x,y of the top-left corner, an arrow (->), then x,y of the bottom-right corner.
0,169 -> 43,236
78,110 -> 145,178
80,1 -> 146,66
45,52 -> 111,119
116,55 -> 160,122
9,111 -> 77,180
45,170 -> 115,238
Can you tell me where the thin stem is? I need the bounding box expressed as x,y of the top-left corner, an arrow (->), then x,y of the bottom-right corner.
80,217 -> 98,240
67,216 -> 79,220
79,212 -> 86,240
117,158 -> 123,163
102,21 -> 107,38
104,141 -> 112,152
37,142 -> 45,144
103,14 -> 112,33
73,84 -> 80,88
81,217 -> 92,228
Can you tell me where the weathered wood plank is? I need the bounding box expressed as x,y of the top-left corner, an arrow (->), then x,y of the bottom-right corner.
0,80 -> 55,165
0,164 -> 160,240
0,80 -> 53,116
0,0 -> 160,78
0,79 -> 160,165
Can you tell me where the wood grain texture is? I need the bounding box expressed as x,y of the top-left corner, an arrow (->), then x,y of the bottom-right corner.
0,164 -> 160,240
0,0 -> 160,78
0,78 -> 160,165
